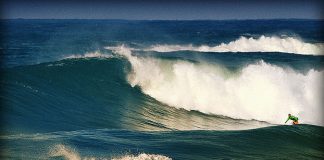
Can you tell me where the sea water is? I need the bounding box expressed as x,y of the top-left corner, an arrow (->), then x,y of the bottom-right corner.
1,19 -> 324,159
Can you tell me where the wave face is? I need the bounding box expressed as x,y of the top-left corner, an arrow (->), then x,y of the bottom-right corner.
147,36 -> 324,55
109,45 -> 324,126
1,56 -> 273,134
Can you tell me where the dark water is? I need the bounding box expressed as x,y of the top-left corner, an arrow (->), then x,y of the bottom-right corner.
1,125 -> 324,160
1,19 -> 324,159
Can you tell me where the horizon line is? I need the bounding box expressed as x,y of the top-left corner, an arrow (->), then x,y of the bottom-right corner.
1,18 -> 324,21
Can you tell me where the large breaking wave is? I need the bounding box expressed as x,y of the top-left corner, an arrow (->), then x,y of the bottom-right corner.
146,36 -> 324,55
107,45 -> 324,126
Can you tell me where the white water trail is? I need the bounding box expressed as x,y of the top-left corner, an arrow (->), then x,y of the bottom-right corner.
147,36 -> 324,55
48,144 -> 171,160
109,45 -> 324,126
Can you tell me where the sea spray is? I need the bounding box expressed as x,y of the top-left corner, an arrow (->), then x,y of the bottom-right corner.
49,144 -> 82,160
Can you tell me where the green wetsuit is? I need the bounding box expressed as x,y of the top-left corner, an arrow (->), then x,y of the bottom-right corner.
285,115 -> 298,123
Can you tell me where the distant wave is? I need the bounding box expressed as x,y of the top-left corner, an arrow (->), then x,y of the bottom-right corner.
146,36 -> 324,55
109,45 -> 324,126
64,51 -> 113,59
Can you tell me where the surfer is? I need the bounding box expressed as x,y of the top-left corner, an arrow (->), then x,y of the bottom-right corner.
285,114 -> 299,125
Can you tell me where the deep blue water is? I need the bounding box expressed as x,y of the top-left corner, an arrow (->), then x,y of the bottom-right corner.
1,19 -> 324,159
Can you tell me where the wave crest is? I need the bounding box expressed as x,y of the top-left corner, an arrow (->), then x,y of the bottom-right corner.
147,36 -> 324,55
65,51 -> 113,59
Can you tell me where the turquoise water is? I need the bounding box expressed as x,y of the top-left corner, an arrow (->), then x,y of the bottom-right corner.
1,19 -> 324,159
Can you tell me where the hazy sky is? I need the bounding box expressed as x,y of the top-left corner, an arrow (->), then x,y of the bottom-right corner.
1,0 -> 323,19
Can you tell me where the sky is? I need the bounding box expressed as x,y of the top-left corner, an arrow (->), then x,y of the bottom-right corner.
1,0 -> 323,20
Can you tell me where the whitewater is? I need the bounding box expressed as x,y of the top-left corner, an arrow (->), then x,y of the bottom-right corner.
48,144 -> 171,160
146,36 -> 324,55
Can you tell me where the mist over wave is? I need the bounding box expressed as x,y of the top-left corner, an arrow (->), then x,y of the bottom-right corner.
108,45 -> 324,126
147,36 -> 324,55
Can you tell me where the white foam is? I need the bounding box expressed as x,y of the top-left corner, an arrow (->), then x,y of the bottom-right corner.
49,144 -> 82,160
112,153 -> 171,160
147,36 -> 324,55
110,45 -> 324,126
65,51 -> 113,59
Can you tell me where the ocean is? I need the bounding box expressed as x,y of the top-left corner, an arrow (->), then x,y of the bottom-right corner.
1,19 -> 324,159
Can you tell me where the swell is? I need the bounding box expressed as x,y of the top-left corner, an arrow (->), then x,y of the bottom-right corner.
109,45 -> 324,126
1,57 -> 272,134
145,36 -> 324,55
1,58 -> 133,133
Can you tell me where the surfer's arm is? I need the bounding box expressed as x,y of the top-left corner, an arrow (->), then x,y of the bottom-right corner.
285,117 -> 289,123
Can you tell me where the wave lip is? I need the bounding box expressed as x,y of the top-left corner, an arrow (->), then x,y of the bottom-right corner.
147,36 -> 324,55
